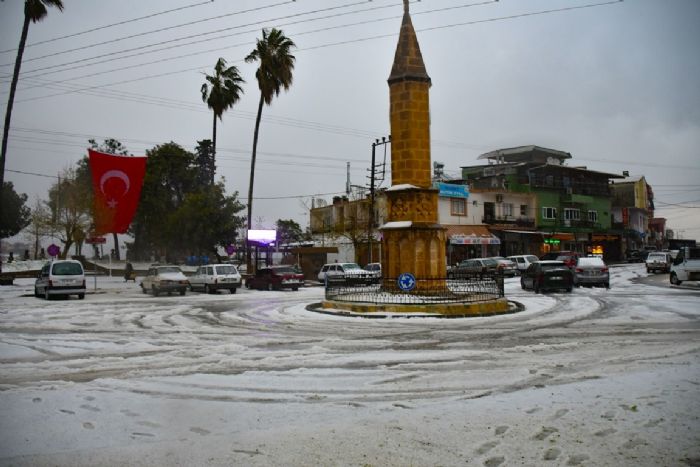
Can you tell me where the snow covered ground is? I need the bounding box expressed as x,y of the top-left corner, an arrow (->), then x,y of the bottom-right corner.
0,264 -> 698,466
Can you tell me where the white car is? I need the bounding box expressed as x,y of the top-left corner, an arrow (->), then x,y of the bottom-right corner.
189,264 -> 242,294
318,262 -> 372,284
34,259 -> 86,300
645,252 -> 671,274
507,255 -> 540,273
141,265 -> 189,296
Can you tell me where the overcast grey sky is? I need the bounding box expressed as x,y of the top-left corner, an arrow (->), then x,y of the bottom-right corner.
1,0 -> 699,239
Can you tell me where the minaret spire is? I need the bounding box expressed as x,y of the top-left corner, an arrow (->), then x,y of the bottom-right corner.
403,0 -> 409,14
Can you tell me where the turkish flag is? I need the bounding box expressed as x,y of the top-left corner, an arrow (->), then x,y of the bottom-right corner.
88,149 -> 147,235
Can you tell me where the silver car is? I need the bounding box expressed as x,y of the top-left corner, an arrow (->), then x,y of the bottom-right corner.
573,257 -> 610,288
141,265 -> 189,296
34,260 -> 86,300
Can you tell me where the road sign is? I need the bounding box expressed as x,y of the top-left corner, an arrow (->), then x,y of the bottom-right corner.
86,237 -> 107,244
47,244 -> 60,257
397,272 -> 416,292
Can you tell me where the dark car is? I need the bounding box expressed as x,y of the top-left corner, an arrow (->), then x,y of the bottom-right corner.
520,260 -> 573,293
246,266 -> 304,291
448,258 -> 498,278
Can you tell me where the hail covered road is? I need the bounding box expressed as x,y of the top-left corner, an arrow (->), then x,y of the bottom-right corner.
0,264 -> 698,466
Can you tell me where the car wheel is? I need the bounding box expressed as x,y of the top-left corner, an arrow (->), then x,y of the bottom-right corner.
34,287 -> 40,298
604,282 -> 610,289
292,287 -> 299,291
566,287 -> 573,293
152,285 -> 159,297
245,281 -> 251,289
44,288 -> 51,300
180,288 -> 186,296
520,278 -> 526,290
78,293 -> 85,300
534,283 -> 540,294
205,284 -> 213,294
670,273 -> 682,286
230,287 -> 237,294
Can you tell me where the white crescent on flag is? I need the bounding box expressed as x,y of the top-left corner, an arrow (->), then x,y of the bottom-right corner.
99,170 -> 130,196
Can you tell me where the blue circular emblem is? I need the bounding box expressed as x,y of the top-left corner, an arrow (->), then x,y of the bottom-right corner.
397,272 -> 416,292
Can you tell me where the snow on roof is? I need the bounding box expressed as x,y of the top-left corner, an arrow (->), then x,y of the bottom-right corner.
387,184 -> 420,191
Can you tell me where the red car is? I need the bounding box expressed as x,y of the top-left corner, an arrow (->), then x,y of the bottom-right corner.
540,251 -> 581,269
245,266 -> 304,291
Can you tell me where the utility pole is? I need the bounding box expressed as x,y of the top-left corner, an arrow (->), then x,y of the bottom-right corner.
368,135 -> 391,265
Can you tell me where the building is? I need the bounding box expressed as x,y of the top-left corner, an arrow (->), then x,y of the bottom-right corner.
461,145 -> 625,260
610,176 -> 655,255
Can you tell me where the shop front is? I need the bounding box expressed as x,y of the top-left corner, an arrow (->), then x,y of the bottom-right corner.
445,225 -> 501,266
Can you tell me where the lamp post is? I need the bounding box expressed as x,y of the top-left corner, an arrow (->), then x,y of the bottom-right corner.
368,135 -> 390,265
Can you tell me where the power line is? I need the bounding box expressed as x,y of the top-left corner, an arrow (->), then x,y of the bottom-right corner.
0,0 -> 216,55
0,0 -> 298,67
1,0 -> 369,72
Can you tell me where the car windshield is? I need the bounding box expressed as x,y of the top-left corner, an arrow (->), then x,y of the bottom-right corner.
343,263 -> 361,270
52,262 -> 83,275
215,265 -> 237,275
482,259 -> 498,267
157,267 -> 181,274
647,254 -> 667,261
526,256 -> 539,262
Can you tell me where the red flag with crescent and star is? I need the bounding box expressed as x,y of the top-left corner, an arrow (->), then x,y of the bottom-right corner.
88,149 -> 147,235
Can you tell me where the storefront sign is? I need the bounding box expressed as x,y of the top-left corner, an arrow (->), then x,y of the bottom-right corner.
437,183 -> 469,199
450,234 -> 500,245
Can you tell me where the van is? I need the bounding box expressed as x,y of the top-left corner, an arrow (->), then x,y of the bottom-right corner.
34,260 -> 86,300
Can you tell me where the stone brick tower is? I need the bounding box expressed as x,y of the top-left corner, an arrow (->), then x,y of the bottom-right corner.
380,0 -> 446,283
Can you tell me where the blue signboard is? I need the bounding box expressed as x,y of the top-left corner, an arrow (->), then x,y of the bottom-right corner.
397,272 -> 416,292
437,183 -> 469,198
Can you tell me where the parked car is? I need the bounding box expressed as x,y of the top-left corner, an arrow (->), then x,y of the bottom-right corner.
670,246 -> 700,285
34,259 -> 86,300
189,264 -> 242,294
363,262 -> 382,283
448,258 -> 498,278
141,265 -> 189,296
573,257 -> 610,288
645,252 -> 671,274
318,263 -> 373,284
489,257 -> 519,277
539,251 -> 581,268
626,249 -> 650,263
555,252 -> 582,269
520,260 -> 573,293
507,255 -> 540,273
246,266 -> 304,291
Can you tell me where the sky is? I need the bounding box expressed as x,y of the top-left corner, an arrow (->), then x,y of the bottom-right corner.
0,265 -> 699,464
1,0 -> 699,239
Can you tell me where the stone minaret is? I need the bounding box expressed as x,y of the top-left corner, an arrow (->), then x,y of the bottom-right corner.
381,0 -> 446,284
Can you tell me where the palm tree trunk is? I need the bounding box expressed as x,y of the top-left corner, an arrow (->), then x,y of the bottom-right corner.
246,93 -> 265,271
211,112 -> 217,185
0,16 -> 31,275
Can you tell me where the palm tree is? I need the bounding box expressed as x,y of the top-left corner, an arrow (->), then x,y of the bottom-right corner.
200,58 -> 244,185
245,28 -> 296,269
0,0 -> 64,275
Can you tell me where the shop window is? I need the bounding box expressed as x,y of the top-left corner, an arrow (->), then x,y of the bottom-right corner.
451,198 -> 467,216
588,210 -> 598,222
520,204 -> 528,216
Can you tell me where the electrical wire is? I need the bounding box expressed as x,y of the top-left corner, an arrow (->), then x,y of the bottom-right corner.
0,0 -> 216,54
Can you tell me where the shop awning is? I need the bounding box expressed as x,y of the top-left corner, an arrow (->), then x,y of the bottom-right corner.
445,225 -> 501,245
